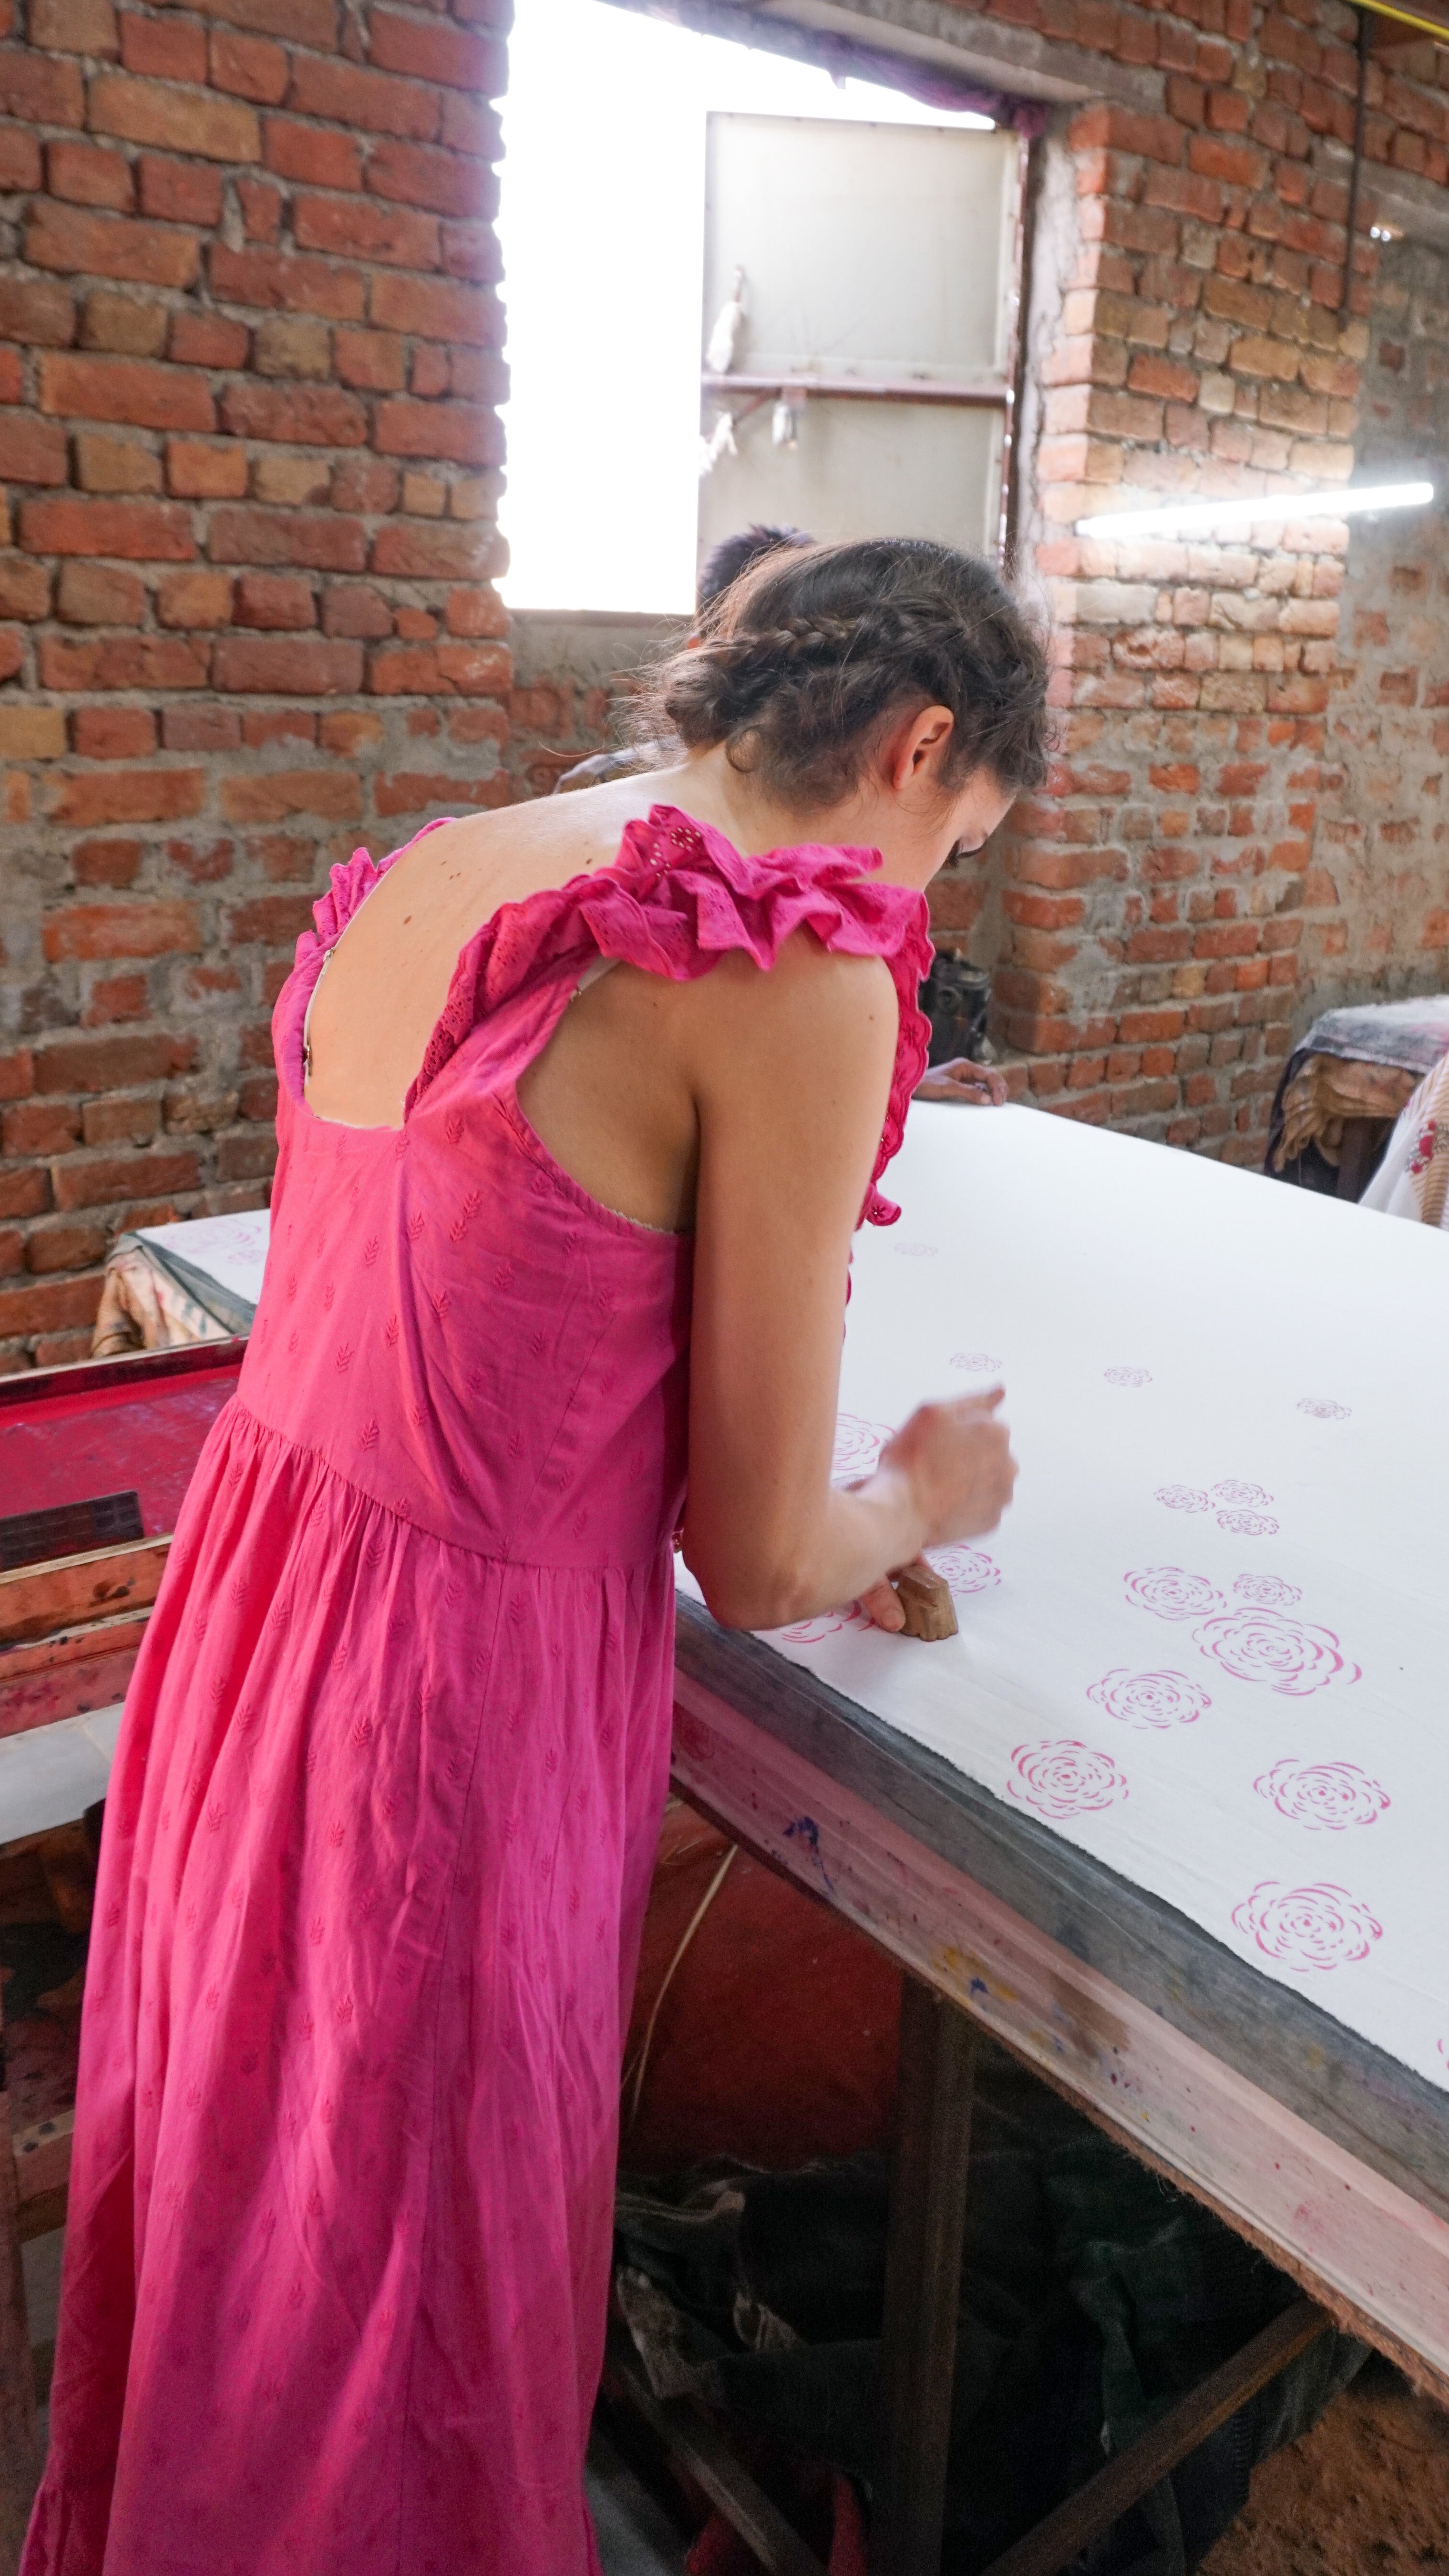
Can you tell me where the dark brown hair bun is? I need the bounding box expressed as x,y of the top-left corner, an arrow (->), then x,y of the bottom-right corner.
644,536 -> 1050,808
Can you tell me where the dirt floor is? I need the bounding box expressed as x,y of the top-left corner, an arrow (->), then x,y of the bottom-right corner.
1202,2357 -> 1449,2575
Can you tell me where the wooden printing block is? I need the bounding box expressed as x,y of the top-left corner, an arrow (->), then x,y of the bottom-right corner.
891,1561 -> 958,1641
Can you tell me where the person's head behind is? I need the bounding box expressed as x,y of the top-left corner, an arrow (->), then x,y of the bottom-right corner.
696,523 -> 813,616
652,538 -> 1049,833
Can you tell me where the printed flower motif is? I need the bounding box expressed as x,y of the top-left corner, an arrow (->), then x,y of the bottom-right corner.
1408,1119 -> 1438,1178
1231,1879 -> 1382,1972
1216,1508 -> 1279,1537
1254,1757 -> 1389,1832
1087,1668 -> 1211,1730
1155,1486 -> 1210,1513
924,1544 -> 1000,1595
1233,1573 -> 1301,1608
1213,1479 -> 1272,1507
1297,1398 -> 1351,1420
1125,1567 -> 1224,1622
950,1351 -> 1000,1373
1008,1739 -> 1128,1820
778,1608 -> 872,1646
1193,1608 -> 1360,1698
832,1414 -> 893,1483
1104,1366 -> 1152,1387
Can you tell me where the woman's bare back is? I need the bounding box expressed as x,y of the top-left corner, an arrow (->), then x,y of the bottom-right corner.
303,772 -> 708,1231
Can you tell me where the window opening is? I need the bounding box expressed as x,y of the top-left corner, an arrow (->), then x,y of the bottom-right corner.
496,0 -> 1005,614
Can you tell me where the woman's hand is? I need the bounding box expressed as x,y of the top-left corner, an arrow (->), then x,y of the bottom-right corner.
857,1391 -> 1016,1631
913,1057 -> 1008,1107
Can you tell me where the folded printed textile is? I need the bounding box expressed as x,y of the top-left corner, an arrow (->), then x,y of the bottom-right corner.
90,1209 -> 270,1355
1273,1054 -> 1420,1171
615,2042 -> 1366,2576
1266,996 -> 1449,1195
1360,1052 -> 1449,1229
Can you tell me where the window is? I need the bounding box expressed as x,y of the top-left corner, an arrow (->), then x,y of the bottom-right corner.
497,0 -> 1000,613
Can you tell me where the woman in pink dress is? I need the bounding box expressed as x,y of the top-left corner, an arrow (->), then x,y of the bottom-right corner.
26,538 -> 1047,2575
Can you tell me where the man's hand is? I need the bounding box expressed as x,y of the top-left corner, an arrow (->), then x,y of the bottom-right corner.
914,1057 -> 1007,1107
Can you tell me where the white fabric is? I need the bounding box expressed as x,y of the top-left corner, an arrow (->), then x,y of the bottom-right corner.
136,1210 -> 271,1308
0,1704 -> 120,1844
684,1105 -> 1449,2093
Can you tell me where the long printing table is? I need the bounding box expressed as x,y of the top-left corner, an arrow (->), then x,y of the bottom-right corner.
665,1103 -> 1449,2575
0,1122 -> 1444,2573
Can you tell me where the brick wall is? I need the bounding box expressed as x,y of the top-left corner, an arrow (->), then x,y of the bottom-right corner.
0,0 -> 508,1369
5,0 -> 1449,1370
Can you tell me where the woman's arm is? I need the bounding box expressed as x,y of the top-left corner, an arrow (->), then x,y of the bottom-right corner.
680,934 -> 1015,1630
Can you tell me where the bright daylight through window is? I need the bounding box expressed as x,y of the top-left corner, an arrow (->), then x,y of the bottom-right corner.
496,0 -> 993,614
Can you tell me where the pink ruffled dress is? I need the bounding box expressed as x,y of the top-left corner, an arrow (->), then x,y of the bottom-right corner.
24,807 -> 929,2576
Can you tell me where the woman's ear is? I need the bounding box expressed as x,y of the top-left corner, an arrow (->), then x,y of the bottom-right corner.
886,704 -> 955,796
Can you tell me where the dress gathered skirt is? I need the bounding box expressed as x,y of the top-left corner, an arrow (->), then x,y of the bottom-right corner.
22,805 -> 929,2576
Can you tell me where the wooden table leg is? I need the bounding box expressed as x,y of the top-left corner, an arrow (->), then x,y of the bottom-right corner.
0,2009 -> 39,2571
870,1977 -> 978,2576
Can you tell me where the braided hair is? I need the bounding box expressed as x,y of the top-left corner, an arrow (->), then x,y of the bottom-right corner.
643,537 -> 1049,807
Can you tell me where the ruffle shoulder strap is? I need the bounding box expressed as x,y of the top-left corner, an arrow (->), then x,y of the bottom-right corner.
416,805 -> 932,1227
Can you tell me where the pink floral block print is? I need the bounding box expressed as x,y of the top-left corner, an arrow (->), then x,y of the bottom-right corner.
925,1544 -> 1000,1596
1254,1758 -> 1389,1831
1233,1573 -> 1301,1609
1088,1669 -> 1211,1729
950,1351 -> 1000,1373
1155,1487 -> 1210,1513
1216,1509 -> 1279,1538
1193,1608 -> 1360,1698
831,1414 -> 892,1484
1232,1880 -> 1382,1971
1008,1740 -> 1127,1820
1104,1366 -> 1152,1387
1297,1398 -> 1351,1420
778,1608 -> 872,1647
1213,1480 -> 1272,1507
1125,1567 -> 1224,1622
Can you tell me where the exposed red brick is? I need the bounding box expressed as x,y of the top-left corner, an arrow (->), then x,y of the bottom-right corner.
367,139 -> 492,219
138,154 -> 224,227
72,705 -> 158,759
293,195 -> 441,270
207,504 -> 368,572
26,202 -> 201,291
38,352 -> 215,432
235,571 -> 317,629
369,10 -> 504,95
0,416 -> 68,485
289,53 -> 440,142
218,380 -> 368,447
41,632 -> 212,688
52,1150 -> 199,1213
208,243 -> 367,323
89,71 -> 260,162
47,767 -> 205,826
46,139 -> 133,211
0,1274 -> 103,1336
262,118 -> 363,191
43,898 -> 200,960
56,560 -> 145,624
30,0 -> 119,54
210,27 -> 287,103
212,633 -> 364,692
169,308 -> 248,369
166,438 -> 248,499
20,495 -> 195,558
374,397 -> 501,465
0,276 -> 78,346
370,270 -> 501,345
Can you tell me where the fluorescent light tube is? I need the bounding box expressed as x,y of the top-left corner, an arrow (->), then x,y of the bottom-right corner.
1075,481 -> 1434,540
